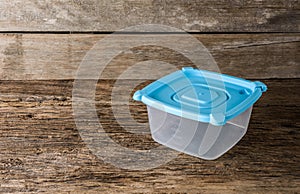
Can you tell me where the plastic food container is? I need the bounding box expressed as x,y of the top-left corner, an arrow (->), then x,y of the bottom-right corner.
133,67 -> 267,160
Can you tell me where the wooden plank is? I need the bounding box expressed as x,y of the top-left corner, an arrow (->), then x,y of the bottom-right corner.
0,79 -> 299,193
0,33 -> 299,80
0,0 -> 299,32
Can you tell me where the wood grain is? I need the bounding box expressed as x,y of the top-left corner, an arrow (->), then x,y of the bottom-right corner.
0,79 -> 299,193
0,0 -> 299,32
1,0 -> 299,193
0,33 -> 299,80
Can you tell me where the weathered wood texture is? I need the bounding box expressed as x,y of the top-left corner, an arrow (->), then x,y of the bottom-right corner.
0,33 -> 299,80
0,0 -> 299,32
0,79 -> 299,193
0,1 -> 299,192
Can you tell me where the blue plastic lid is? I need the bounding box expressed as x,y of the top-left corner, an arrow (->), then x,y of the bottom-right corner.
133,67 -> 267,126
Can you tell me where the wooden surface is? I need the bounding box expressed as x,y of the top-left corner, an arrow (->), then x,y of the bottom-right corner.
0,0 -> 299,32
0,33 -> 299,80
0,79 -> 299,193
0,0 -> 299,193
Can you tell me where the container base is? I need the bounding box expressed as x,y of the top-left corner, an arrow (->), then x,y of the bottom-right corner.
147,106 -> 252,160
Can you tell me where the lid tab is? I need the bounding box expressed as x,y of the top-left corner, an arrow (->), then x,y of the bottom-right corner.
254,81 -> 268,92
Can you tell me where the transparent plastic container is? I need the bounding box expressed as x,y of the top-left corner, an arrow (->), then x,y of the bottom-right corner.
133,67 -> 267,160
147,106 -> 252,160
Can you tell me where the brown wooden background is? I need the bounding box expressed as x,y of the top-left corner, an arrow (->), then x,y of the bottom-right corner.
0,0 -> 299,193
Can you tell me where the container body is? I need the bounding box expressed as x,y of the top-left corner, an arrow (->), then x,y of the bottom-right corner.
134,67 -> 266,159
147,106 -> 253,160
